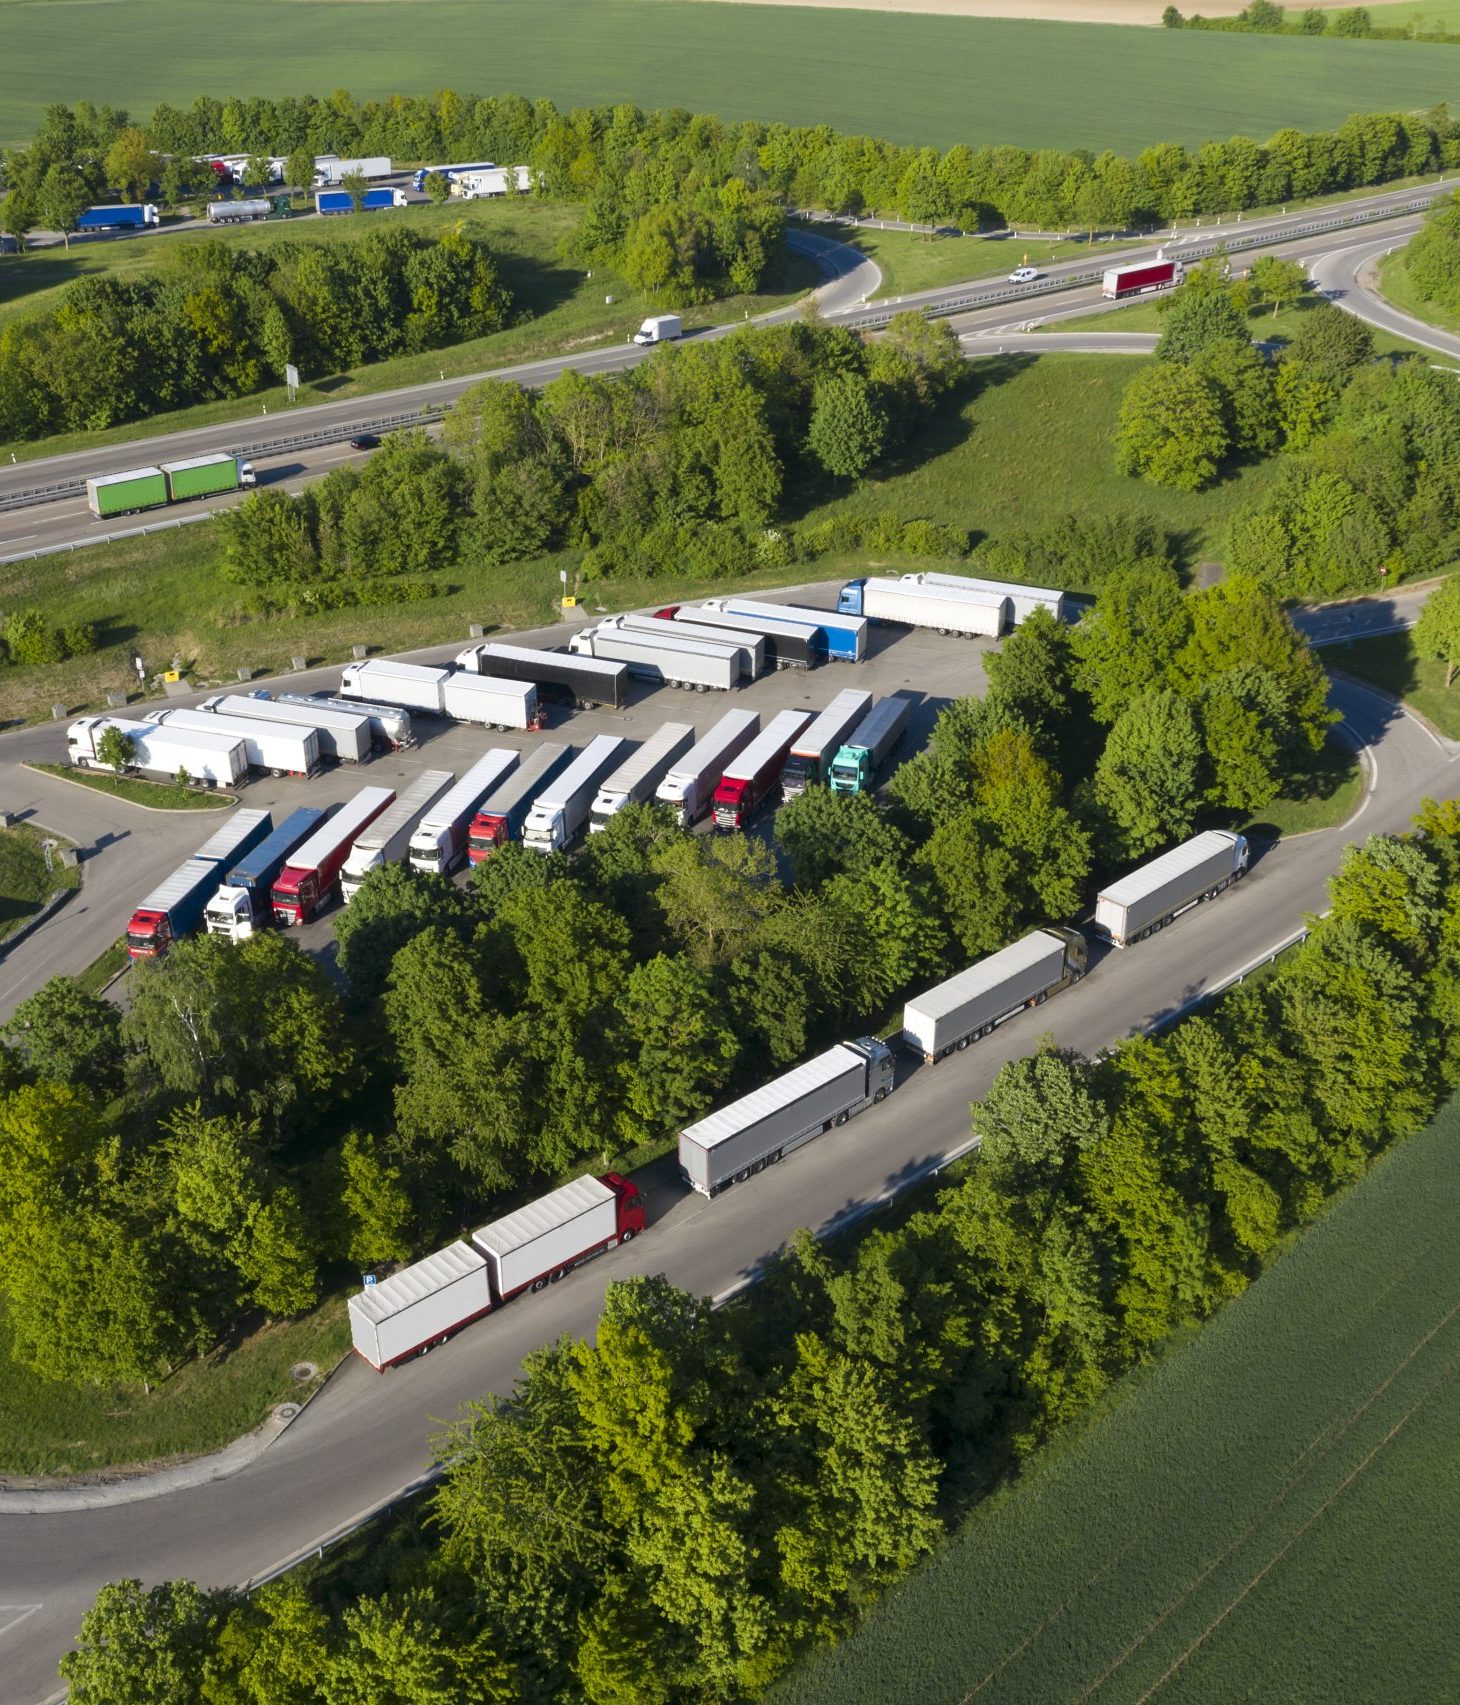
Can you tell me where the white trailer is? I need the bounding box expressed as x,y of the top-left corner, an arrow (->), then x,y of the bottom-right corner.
590,722 -> 696,832
454,165 -> 532,198
780,688 -> 874,797
156,707 -> 320,777
680,1038 -> 895,1197
1094,830 -> 1249,948
340,658 -> 450,715
471,1175 -> 626,1298
671,604 -> 817,670
65,716 -> 247,789
409,749 -> 520,875
200,694 -> 372,765
570,623 -> 738,693
313,155 -> 392,185
340,770 -> 456,902
523,734 -> 626,854
708,597 -> 868,663
617,612 -> 765,679
280,693 -> 415,751
440,673 -> 539,731
902,928 -> 1087,1063
348,1242 -> 492,1370
912,571 -> 1067,626
857,576 -> 1008,638
655,708 -> 759,825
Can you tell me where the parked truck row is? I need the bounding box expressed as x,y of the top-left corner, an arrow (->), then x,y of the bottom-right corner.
836,572 -> 1068,634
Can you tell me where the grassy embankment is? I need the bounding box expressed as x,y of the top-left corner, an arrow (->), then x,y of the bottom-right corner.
0,823 -> 78,944
0,197 -> 821,464
1332,628 -> 1460,738
7,0 -> 1460,151
808,223 -> 1143,298
777,1085 -> 1460,1705
1375,246 -> 1460,339
25,763 -> 235,811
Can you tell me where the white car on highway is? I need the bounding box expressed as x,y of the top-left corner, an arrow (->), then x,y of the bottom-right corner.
1008,265 -> 1041,283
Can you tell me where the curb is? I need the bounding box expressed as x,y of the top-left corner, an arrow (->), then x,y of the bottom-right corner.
22,762 -> 235,814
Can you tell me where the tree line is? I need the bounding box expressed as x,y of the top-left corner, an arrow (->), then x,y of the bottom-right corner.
0,562 -> 1330,1391
54,797 -> 1460,1702
1399,187 -> 1460,318
1164,0 -> 1460,44
0,224 -> 511,442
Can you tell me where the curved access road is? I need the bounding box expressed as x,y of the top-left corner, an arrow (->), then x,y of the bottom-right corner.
1308,230 -> 1460,363
1,648 -> 1454,1705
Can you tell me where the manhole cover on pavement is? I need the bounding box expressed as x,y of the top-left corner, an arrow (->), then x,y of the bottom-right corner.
274,1403 -> 302,1424
289,1362 -> 319,1383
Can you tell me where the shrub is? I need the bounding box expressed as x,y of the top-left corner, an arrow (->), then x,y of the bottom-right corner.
5,609 -> 65,666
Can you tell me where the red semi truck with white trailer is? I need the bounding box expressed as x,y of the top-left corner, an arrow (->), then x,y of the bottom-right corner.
1101,257 -> 1183,299
271,786 -> 394,924
711,708 -> 811,830
348,1173 -> 645,1370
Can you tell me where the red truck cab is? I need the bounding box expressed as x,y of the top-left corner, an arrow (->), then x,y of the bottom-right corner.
652,606 -> 681,619
711,775 -> 754,830
125,910 -> 171,958
603,1172 -> 646,1239
466,811 -> 510,864
271,864 -> 323,926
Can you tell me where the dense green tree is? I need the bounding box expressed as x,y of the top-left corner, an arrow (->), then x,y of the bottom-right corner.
334,862 -> 473,1005
61,1579 -> 235,1704
1249,253 -> 1307,317
1115,362 -> 1228,490
1155,278 -> 1251,362
920,808 -> 1021,957
1414,574 -> 1460,687
469,839 -> 568,913
104,127 -> 161,202
774,787 -> 909,888
615,955 -> 739,1139
1073,562 -> 1191,724
807,372 -> 887,480
3,976 -> 124,1095
37,162 -> 91,248
337,1130 -> 416,1269
654,834 -> 779,968
1094,687 -> 1205,856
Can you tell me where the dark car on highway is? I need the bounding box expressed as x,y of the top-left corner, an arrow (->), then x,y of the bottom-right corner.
349,433 -> 381,450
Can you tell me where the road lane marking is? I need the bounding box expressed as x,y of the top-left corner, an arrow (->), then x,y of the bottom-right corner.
0,1605 -> 42,1642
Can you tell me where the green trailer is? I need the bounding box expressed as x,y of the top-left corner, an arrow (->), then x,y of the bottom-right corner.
85,467 -> 169,519
161,454 -> 244,501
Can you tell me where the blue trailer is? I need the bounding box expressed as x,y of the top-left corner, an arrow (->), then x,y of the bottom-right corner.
315,188 -> 405,215
204,806 -> 329,940
713,596 -> 868,663
77,203 -> 159,231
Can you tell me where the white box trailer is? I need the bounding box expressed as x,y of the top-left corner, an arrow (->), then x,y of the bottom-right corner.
340,769 -> 456,902
471,1175 -> 622,1298
590,721 -> 696,831
348,1241 -> 492,1370
441,673 -> 539,731
454,165 -> 532,198
340,658 -> 449,715
570,623 -> 738,692
1094,830 -> 1249,948
858,576 -> 1008,638
617,612 -> 765,679
314,155 -> 392,185
409,749 -> 520,875
913,571 -> 1067,626
200,694 -> 372,765
523,734 -> 626,853
674,604 -> 818,670
66,716 -> 248,788
654,708 -> 760,825
902,927 -> 1087,1062
157,707 -> 320,777
780,688 -> 874,797
680,1037 -> 895,1197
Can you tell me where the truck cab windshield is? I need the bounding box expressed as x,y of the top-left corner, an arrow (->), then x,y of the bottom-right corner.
126,928 -> 157,952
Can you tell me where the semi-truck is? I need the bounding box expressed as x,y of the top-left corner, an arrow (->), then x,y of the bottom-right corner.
200,694 -> 372,766
441,673 -> 541,731
453,165 -> 532,198
66,716 -> 248,789
659,604 -> 819,670
348,1172 -> 644,1370
409,750 -> 520,875
207,198 -> 271,223
703,596 -> 867,663
828,692 -> 913,794
312,155 -> 392,186
340,659 -> 450,715
125,809 -> 273,958
77,204 -> 158,231
836,575 -> 1008,638
411,159 -> 497,191
204,806 -> 329,940
780,689 -> 873,798
156,707 -> 321,778
455,642 -> 629,711
654,709 -> 759,825
271,787 -> 395,925
712,709 -> 811,830
901,927 -> 1088,1062
523,735 -> 626,854
1102,257 -> 1182,300
589,722 -> 696,832
1093,830 -> 1249,948
569,622 -> 738,693
680,1037 -> 895,1197
85,455 -> 255,517
631,315 -> 682,345
912,571 -> 1067,626
315,187 -> 407,214
340,770 -> 456,903
467,743 -> 575,862
281,693 -> 415,751
618,611 -> 765,680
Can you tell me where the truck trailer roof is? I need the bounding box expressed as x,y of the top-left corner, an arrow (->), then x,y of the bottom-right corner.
349,1241 -> 486,1330
908,930 -> 1064,1022
472,1175 -> 615,1260
287,787 -> 395,869
418,749 -> 520,831
192,809 -> 272,866
682,1043 -> 866,1153
1097,830 -> 1240,908
533,734 -> 625,811
722,709 -> 812,782
135,858 -> 219,913
353,771 -> 455,852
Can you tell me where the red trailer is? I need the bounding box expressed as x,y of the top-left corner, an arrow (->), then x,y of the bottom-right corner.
711,708 -> 811,830
271,786 -> 394,925
1102,258 -> 1182,300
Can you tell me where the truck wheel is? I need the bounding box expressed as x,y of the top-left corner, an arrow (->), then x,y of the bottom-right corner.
271,769 -> 283,779
531,1276 -> 550,1294
549,1268 -> 565,1283
620,1227 -> 637,1242
956,1037 -> 970,1051
750,1158 -> 765,1174
735,1167 -> 752,1183
1035,991 -> 1048,1005
874,1086 -> 889,1103
768,1150 -> 782,1165
835,1110 -> 850,1127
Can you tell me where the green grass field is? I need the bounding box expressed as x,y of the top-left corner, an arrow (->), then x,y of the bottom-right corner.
777,1087 -> 1460,1705
0,1293 -> 351,1477
0,823 -> 78,942
815,223 -> 1143,298
1329,627 -> 1460,737
5,0 -> 1460,153
1369,0 -> 1460,29
0,198 -> 820,462
1377,246 -> 1460,338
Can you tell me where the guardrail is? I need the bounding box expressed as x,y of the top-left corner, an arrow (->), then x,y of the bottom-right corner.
0,506 -> 219,566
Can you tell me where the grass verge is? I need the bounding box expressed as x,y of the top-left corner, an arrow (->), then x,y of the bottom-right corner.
776,1087 -> 1460,1705
0,1293 -> 351,1479
74,938 -> 129,997
0,822 -> 79,943
806,222 -> 1142,299
26,762 -> 236,811
1375,247 -> 1460,340
1328,628 -> 1460,737
1235,733 -> 1365,840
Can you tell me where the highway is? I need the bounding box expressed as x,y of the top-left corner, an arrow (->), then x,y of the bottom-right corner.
0,578 -> 1449,1705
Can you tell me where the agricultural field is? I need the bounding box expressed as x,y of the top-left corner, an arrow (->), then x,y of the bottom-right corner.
5,0 -> 1460,153
777,1086 -> 1460,1705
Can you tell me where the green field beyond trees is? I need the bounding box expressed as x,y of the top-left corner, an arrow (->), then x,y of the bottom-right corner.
5,0 -> 1460,152
777,1087 -> 1460,1705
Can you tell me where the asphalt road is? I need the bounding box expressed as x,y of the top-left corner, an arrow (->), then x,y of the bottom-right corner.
0,579 -> 1450,1705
